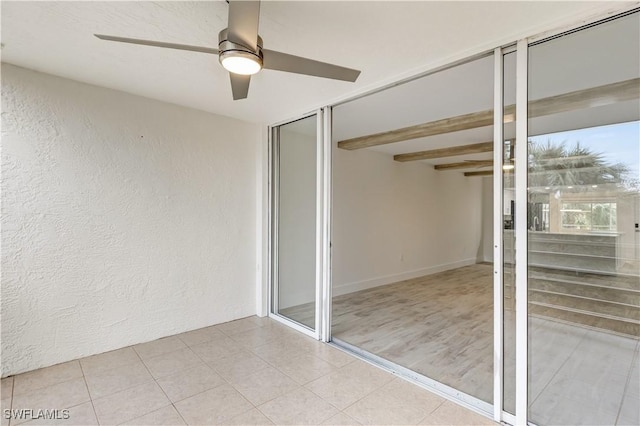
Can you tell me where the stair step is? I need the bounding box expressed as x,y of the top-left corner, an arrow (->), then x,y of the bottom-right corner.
529,287 -> 639,309
529,267 -> 640,291
529,252 -> 618,275
529,291 -> 640,321
528,278 -> 640,306
529,302 -> 640,338
528,240 -> 615,257
529,274 -> 640,293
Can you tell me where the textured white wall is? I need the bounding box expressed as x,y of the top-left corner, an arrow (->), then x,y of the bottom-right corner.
332,147 -> 484,295
1,65 -> 261,377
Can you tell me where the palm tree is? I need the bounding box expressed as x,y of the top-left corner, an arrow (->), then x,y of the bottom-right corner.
527,140 -> 631,190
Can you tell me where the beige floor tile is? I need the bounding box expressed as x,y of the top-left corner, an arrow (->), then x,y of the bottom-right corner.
419,401 -> 495,425
122,405 -> 186,425
228,367 -> 299,406
216,317 -> 264,336
174,384 -> 253,425
92,381 -> 170,425
346,404 -> 426,425
258,388 -> 338,425
208,350 -> 270,382
1,378 -> 13,400
226,408 -> 274,425
228,326 -> 292,349
377,379 -> 445,411
250,341 -> 308,365
84,361 -> 153,399
134,337 -> 187,361
307,345 -> 356,369
142,348 -> 201,379
251,316 -> 272,328
344,379 -> 445,425
13,362 -> 83,396
190,337 -> 244,363
176,326 -> 225,347
79,347 -> 140,376
1,398 -> 11,426
21,401 -> 98,425
321,412 -> 361,425
11,378 -> 90,426
305,373 -> 362,411
305,361 -> 394,410
1,398 -> 11,410
156,363 -> 225,403
270,354 -> 338,385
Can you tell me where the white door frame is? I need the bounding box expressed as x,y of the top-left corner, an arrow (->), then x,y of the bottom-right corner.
514,38 -> 530,426
267,109 -> 325,341
492,46 -> 505,423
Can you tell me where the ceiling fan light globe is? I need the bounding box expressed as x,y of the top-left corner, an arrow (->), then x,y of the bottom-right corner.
220,53 -> 262,75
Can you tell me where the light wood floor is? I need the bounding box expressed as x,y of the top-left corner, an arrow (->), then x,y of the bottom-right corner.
332,263 -> 494,403
281,264 -> 494,401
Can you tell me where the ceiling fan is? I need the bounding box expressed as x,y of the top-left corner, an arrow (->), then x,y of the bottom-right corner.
95,0 -> 361,100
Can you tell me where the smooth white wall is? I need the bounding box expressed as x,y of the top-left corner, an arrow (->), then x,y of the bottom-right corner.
277,126 -> 317,309
332,146 -> 484,295
480,176 -> 494,263
1,64 -> 261,377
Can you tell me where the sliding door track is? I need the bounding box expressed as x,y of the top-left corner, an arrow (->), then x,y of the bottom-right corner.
330,338 -> 495,421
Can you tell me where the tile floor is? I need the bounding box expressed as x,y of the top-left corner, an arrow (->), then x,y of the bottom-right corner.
0,316 -> 495,426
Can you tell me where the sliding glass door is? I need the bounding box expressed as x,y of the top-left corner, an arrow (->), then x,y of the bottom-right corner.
271,113 -> 321,334
266,7 -> 638,426
525,12 -> 639,425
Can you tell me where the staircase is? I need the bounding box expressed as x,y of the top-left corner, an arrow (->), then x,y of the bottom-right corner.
503,231 -> 640,338
528,267 -> 640,338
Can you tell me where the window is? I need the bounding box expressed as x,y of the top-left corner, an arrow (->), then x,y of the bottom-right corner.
560,201 -> 617,232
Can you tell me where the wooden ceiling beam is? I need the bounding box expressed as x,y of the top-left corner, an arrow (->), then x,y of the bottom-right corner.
464,170 -> 494,177
394,141 -> 493,162
337,78 -> 640,150
434,160 -> 493,170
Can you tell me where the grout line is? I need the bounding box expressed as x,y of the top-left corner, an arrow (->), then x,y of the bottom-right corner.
528,325 -> 586,407
133,346 -> 190,426
10,375 -> 86,400
178,341 -> 265,424
614,340 -> 639,425
189,319 -> 358,416
132,340 -> 189,364
414,397 -> 448,425
9,377 -> 15,426
77,363 -> 99,425
170,334 -> 266,420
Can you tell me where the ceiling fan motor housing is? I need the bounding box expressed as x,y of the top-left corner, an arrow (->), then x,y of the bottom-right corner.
218,28 -> 263,69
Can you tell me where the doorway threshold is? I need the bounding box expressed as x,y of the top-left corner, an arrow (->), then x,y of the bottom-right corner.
329,338 -> 496,422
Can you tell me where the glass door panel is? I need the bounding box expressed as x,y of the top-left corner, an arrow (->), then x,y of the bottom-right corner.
272,114 -> 318,331
331,54 -> 495,411
502,50 -> 517,415
527,12 -> 639,425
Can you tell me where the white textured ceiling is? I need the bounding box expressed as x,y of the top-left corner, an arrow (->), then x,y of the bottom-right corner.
0,1 -> 624,124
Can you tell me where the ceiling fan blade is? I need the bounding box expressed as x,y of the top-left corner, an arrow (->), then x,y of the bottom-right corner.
262,49 -> 361,82
94,34 -> 219,55
227,0 -> 260,50
230,73 -> 251,100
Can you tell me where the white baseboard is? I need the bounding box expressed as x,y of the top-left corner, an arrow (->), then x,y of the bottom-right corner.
333,258 -> 478,297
